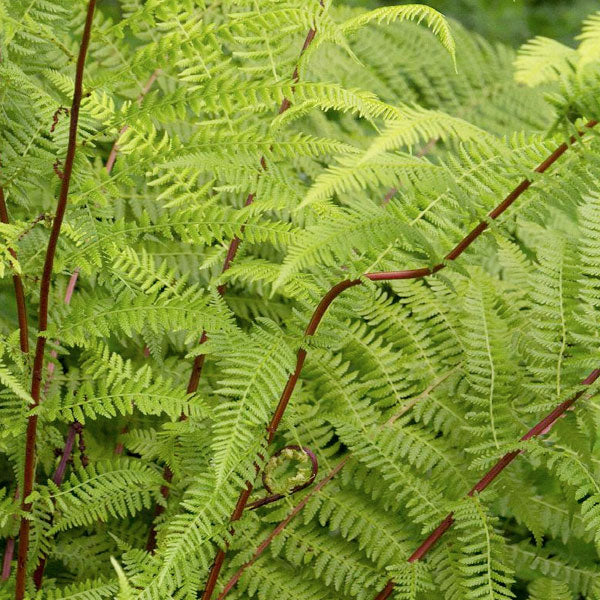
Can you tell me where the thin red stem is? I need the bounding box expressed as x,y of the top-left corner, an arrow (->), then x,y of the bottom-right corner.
216,457 -> 349,600
361,369 -> 600,600
191,0 -> 325,391
408,368 -> 600,559
14,3 -> 96,597
40,69 -> 162,555
199,96 -> 320,600
0,188 -> 29,354
31,422 -> 79,589
209,119 -> 598,599
0,183 -> 30,581
215,372 -> 458,597
54,69 -> 159,338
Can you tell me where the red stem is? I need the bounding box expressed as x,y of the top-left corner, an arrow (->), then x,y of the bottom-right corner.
40,69 -> 162,555
14,3 -> 96,597
198,28 -> 324,590
361,369 -> 600,600
0,187 -> 29,355
215,373 -> 455,597
51,423 -> 79,487
215,371 -> 600,600
191,0 -> 325,392
0,183 -> 30,581
206,119 -> 598,598
2,538 -> 15,581
409,368 -> 600,558
216,456 -> 349,600
31,422 -> 79,589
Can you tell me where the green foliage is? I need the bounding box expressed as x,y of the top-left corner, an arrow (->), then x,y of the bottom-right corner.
389,0 -> 599,46
2,2 -> 600,600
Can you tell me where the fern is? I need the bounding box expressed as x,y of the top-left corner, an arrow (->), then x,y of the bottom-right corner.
3,2 -> 600,600
453,495 -> 515,600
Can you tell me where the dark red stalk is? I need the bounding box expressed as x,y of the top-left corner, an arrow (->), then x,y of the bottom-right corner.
14,3 -> 96,597
187,14 -> 321,388
0,184 -> 30,581
31,422 -> 79,589
368,368 -> 600,600
53,70 -> 161,453
205,120 -> 598,598
32,266 -> 82,587
199,76 -> 323,595
51,423 -> 79,487
54,69 -> 160,346
216,456 -> 349,600
2,538 -> 15,581
413,369 -> 600,554
0,188 -> 29,354
38,69 -> 162,558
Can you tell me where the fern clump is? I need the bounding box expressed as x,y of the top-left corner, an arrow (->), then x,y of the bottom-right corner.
2,2 -> 600,600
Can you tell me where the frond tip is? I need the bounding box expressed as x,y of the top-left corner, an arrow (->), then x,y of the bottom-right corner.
340,5 -> 456,71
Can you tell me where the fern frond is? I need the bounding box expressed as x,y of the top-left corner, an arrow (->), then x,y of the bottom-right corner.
515,37 -> 577,87
454,495 -> 515,600
527,578 -> 574,600
339,5 -> 455,69
47,459 -> 165,533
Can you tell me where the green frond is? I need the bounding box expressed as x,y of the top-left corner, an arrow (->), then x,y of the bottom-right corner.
339,5 -> 456,69
510,544 -> 598,597
528,441 -> 600,551
0,486 -> 20,529
454,495 -> 515,600
527,578 -> 574,600
271,522 -> 386,598
49,286 -> 232,348
460,271 -> 520,452
299,151 -> 437,210
112,558 -> 136,600
37,343 -> 198,423
358,107 -> 490,163
3,3 -> 600,599
386,562 -> 434,600
304,487 -> 413,569
514,37 -> 577,87
577,11 -> 600,66
32,578 -> 118,600
210,320 -> 296,486
45,459 -> 165,533
0,336 -> 31,407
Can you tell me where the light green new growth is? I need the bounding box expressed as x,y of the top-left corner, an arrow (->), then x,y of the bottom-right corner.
1,2 -> 600,600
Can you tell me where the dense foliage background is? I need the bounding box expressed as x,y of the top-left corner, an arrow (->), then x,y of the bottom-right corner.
2,2 -> 600,600
367,0 -> 598,44
102,0 -> 599,45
